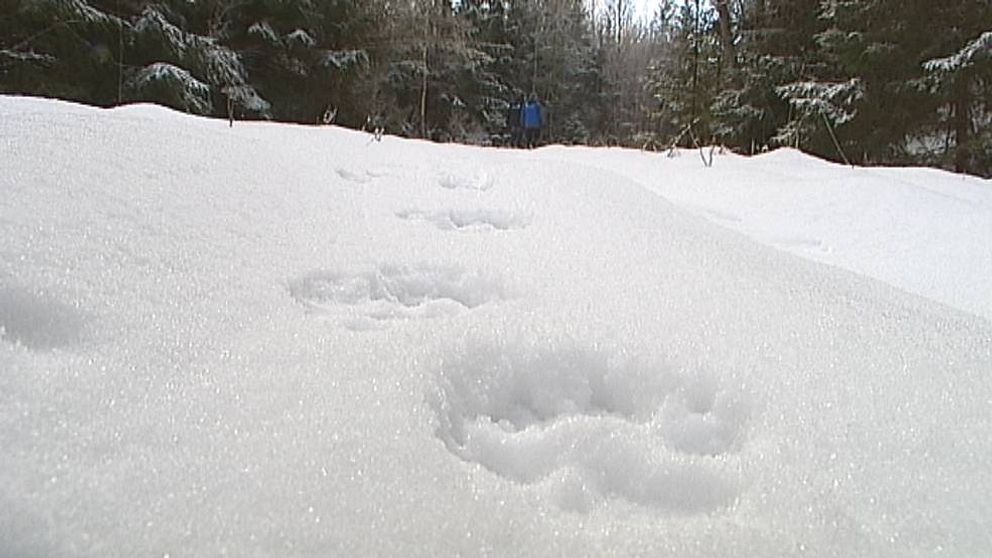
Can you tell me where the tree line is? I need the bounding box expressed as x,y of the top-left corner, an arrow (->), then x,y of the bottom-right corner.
2,0 -> 989,176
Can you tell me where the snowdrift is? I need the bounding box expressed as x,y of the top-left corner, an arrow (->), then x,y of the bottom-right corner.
1,96 -> 990,557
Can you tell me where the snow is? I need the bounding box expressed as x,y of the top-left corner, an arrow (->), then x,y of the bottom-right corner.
547,146 -> 992,321
1,95 -> 991,557
247,21 -> 280,45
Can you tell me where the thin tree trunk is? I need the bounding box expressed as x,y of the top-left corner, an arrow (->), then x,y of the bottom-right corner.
420,43 -> 429,139
117,0 -> 123,104
953,70 -> 971,173
691,0 -> 700,123
714,0 -> 734,65
616,0 -> 625,44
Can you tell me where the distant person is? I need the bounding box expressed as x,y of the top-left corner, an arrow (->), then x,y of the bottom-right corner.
507,98 -> 524,147
522,95 -> 544,148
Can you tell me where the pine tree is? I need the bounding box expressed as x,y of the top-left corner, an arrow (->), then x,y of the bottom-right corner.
811,0 -> 992,168
508,0 -> 601,143
131,2 -> 269,116
455,0 -> 514,143
711,0 -> 824,152
351,0 -> 483,140
924,30 -> 992,175
1,0 -> 131,105
220,0 -> 369,124
648,0 -> 721,143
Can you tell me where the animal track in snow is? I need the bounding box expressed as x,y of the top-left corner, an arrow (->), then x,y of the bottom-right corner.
289,264 -> 506,330
438,171 -> 495,191
660,374 -> 751,456
432,340 -> 750,513
396,208 -> 530,231
335,168 -> 379,184
0,287 -> 84,350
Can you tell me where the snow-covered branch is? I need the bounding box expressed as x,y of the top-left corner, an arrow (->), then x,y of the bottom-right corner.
247,21 -> 280,46
24,0 -> 126,29
319,49 -> 369,70
0,49 -> 56,65
924,31 -> 992,74
128,62 -> 212,114
134,6 -> 247,87
776,79 -> 864,124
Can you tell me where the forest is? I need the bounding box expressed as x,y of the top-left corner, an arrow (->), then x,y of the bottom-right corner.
1,0 -> 990,176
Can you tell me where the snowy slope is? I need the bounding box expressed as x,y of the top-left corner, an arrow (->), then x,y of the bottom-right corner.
543,145 -> 992,322
1,96 -> 991,557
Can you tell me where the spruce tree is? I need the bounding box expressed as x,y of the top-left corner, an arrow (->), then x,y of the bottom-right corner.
711,0 -> 824,152
507,0 -> 601,143
220,0 -> 369,124
455,0 -> 514,143
812,0 -> 992,168
129,2 -> 265,116
924,30 -> 992,175
1,0 -> 131,105
648,0 -> 721,143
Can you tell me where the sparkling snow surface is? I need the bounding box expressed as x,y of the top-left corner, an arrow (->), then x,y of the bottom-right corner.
1,96 -> 991,557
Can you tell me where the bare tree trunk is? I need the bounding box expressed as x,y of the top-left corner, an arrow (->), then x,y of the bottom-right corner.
419,0 -> 435,140
117,6 -> 123,104
420,43 -> 429,138
691,0 -> 700,122
713,0 -> 734,64
616,0 -> 625,44
953,70 -> 971,173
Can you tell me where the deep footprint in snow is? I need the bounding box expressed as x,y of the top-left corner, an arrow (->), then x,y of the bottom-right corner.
432,341 -> 750,513
396,208 -> 530,231
438,171 -> 495,191
661,374 -> 751,456
0,287 -> 84,350
289,264 -> 506,329
335,168 -> 380,184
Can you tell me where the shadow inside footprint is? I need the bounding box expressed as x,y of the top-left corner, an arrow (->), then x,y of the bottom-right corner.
0,287 -> 84,350
662,375 -> 751,456
439,171 -> 494,191
335,168 -> 373,183
396,209 -> 530,232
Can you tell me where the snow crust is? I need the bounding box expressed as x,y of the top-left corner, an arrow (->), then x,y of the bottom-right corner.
1,96 -> 991,557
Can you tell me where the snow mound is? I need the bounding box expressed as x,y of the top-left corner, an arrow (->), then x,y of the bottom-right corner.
3,96 -> 992,557
560,143 -> 992,320
108,101 -> 198,121
750,147 -> 845,168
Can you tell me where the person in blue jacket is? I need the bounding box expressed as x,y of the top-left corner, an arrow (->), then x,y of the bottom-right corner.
521,95 -> 544,148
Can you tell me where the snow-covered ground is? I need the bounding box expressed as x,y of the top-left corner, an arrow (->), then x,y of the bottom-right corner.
1,96 -> 990,557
